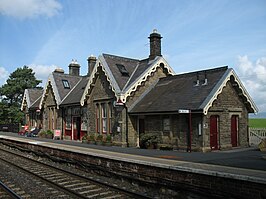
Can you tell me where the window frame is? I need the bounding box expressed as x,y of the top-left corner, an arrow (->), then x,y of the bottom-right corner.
62,79 -> 70,89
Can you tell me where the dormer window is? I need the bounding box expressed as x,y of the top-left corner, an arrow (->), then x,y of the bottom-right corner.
62,80 -> 70,89
116,64 -> 129,76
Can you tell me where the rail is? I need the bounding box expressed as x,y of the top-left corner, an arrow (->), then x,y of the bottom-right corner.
0,147 -> 151,199
0,180 -> 22,199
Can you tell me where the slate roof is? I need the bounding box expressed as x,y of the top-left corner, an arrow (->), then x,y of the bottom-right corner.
39,71 -> 86,108
61,76 -> 89,105
51,72 -> 82,102
27,88 -> 43,108
102,54 -> 157,91
129,66 -> 229,114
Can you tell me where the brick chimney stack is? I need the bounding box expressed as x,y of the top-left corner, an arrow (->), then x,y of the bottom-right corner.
87,55 -> 97,76
149,29 -> 162,60
68,59 -> 80,76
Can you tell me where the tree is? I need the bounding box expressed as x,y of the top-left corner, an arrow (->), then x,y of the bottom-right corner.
0,66 -> 42,124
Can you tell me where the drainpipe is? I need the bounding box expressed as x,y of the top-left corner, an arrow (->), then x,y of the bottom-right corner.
189,110 -> 192,152
61,108 -> 64,140
125,105 -> 129,147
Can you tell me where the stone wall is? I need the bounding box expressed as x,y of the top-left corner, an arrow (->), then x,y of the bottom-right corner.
86,68 -> 121,142
204,81 -> 249,151
126,65 -> 168,147
137,114 -> 203,150
2,139 -> 264,199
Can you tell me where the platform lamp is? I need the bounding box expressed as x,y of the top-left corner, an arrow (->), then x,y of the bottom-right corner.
113,98 -> 129,147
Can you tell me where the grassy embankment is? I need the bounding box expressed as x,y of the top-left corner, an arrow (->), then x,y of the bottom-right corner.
249,118 -> 266,128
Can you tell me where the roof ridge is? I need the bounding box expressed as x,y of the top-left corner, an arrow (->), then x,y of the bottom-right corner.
161,66 -> 228,80
122,61 -> 141,91
102,53 -> 141,62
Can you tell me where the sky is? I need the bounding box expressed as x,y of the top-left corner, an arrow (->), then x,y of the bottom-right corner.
0,0 -> 266,113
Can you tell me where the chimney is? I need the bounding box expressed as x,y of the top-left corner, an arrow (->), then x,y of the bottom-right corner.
202,71 -> 208,85
68,59 -> 80,76
87,55 -> 97,76
53,68 -> 64,74
149,29 -> 162,60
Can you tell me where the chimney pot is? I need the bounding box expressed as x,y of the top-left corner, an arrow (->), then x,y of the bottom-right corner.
87,55 -> 97,76
149,29 -> 162,60
69,59 -> 80,76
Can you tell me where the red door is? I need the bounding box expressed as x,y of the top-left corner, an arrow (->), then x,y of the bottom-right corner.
73,117 -> 81,140
210,115 -> 219,150
231,115 -> 238,147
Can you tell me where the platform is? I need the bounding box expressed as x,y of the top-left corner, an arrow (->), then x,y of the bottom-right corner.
0,132 -> 265,184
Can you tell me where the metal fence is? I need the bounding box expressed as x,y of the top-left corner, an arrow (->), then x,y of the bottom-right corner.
249,128 -> 266,146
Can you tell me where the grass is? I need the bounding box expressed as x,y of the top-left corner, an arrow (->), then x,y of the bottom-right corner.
249,118 -> 266,128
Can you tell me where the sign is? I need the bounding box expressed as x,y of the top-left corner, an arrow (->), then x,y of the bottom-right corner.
54,129 -> 61,140
178,109 -> 190,114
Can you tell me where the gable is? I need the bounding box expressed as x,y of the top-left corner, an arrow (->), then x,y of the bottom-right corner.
90,69 -> 115,101
21,88 -> 43,111
201,69 -> 258,114
39,75 -> 61,109
40,72 -> 83,109
80,54 -> 175,106
45,85 -> 57,107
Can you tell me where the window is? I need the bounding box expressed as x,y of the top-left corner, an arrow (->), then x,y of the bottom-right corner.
102,103 -> 107,133
62,80 -> 70,89
163,117 -> 170,131
96,104 -> 100,133
116,64 -> 129,76
108,102 -> 112,134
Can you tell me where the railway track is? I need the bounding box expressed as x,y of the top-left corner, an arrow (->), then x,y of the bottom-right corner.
0,147 -> 150,199
0,180 -> 22,199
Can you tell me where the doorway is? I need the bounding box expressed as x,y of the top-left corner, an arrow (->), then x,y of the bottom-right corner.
210,115 -> 219,150
72,117 -> 81,140
231,115 -> 238,147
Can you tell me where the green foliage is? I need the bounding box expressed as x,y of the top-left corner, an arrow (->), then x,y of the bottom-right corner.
249,119 -> 266,128
0,65 -> 42,124
140,133 -> 161,149
88,134 -> 95,141
106,134 -> 112,143
38,130 -> 53,138
96,134 -> 103,141
46,129 -> 54,135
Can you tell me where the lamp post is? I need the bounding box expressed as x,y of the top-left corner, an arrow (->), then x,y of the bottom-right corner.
179,109 -> 192,152
114,99 -> 129,147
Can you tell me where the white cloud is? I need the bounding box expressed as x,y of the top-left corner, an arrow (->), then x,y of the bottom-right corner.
29,64 -> 57,86
0,67 -> 9,86
236,56 -> 266,112
0,0 -> 62,19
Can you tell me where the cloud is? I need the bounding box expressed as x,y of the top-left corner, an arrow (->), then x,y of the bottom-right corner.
0,67 -> 9,86
0,0 -> 62,19
29,64 -> 57,86
236,55 -> 266,112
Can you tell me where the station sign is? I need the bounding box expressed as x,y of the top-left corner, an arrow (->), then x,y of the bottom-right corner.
178,109 -> 190,114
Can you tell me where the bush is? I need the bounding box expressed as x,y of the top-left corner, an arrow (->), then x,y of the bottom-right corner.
96,134 -> 103,141
106,135 -> 112,143
38,129 -> 53,139
140,133 -> 161,149
46,129 -> 54,135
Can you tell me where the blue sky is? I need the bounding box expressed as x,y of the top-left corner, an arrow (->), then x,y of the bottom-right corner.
0,0 -> 266,112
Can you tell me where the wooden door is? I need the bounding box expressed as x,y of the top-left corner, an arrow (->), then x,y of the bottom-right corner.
139,119 -> 145,134
231,115 -> 238,147
210,115 -> 219,150
73,117 -> 81,140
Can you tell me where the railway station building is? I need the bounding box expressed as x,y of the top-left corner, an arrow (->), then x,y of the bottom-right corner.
22,30 -> 258,151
